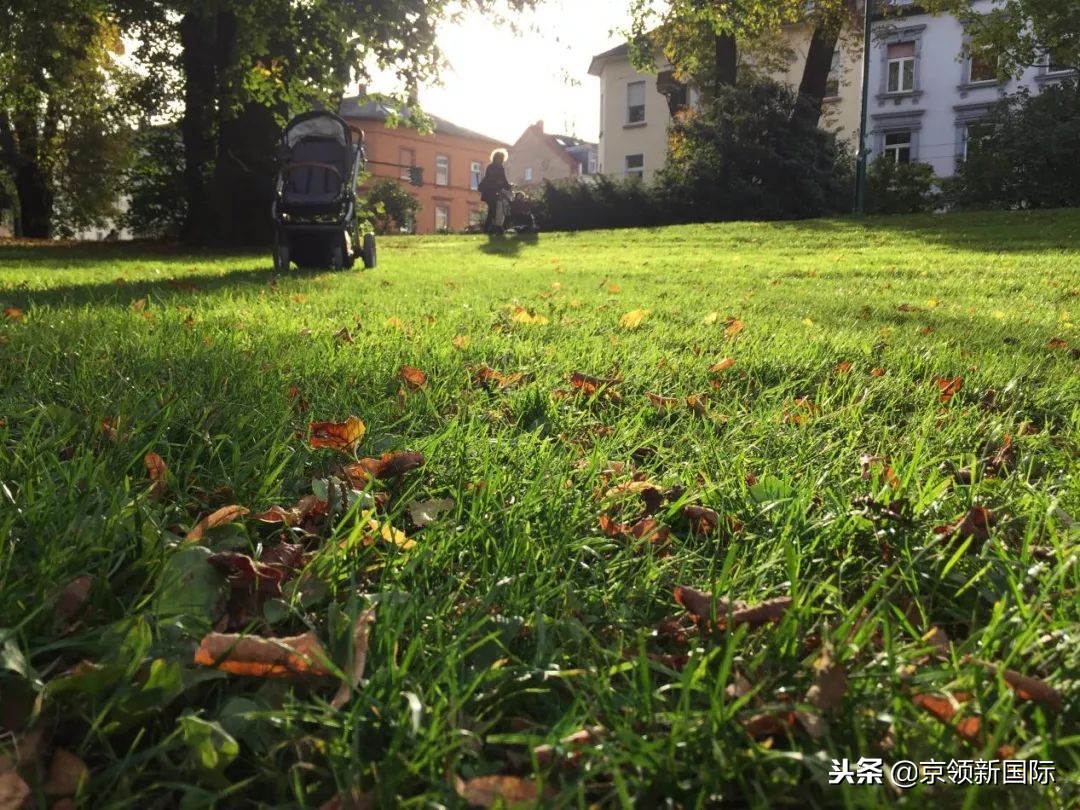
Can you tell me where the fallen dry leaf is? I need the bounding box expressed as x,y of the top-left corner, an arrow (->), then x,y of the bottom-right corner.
742,711 -> 795,741
709,357 -> 736,373
318,790 -> 374,810
510,306 -> 548,326
399,365 -> 427,390
724,318 -> 744,338
54,575 -> 93,624
533,726 -> 605,768
834,361 -> 852,374
454,775 -> 552,808
472,365 -> 524,390
980,662 -> 1062,711
131,298 -> 147,313
2,307 -> 23,321
43,748 -> 89,796
452,334 -> 470,350
619,309 -> 649,329
144,451 -> 168,498
912,693 -> 981,743
334,327 -> 354,344
933,506 -> 997,542
385,316 -> 404,330
675,586 -> 791,630
193,631 -> 332,678
309,417 -> 366,451
407,497 -> 455,527
935,376 -> 964,404
185,505 -> 250,543
683,505 -> 720,535
0,772 -> 30,809
645,392 -> 679,412
254,505 -> 301,526
343,451 -> 425,486
331,607 -> 376,709
805,643 -> 847,714
1046,337 -> 1068,350
208,552 -> 286,595
870,367 -> 885,377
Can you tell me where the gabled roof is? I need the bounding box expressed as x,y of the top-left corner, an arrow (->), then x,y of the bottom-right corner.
588,42 -> 631,76
338,97 -> 506,145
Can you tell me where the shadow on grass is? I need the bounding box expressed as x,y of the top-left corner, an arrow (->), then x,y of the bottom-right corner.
478,231 -> 539,258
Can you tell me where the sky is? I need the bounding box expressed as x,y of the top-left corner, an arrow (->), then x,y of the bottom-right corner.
393,0 -> 634,145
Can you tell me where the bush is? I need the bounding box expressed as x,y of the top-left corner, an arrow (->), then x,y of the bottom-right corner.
534,175 -> 665,232
866,158 -> 939,215
123,125 -> 187,240
944,79 -> 1080,210
654,78 -> 851,223
364,178 -> 420,234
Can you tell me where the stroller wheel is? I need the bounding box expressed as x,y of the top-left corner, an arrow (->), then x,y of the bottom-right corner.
361,233 -> 377,269
273,233 -> 290,272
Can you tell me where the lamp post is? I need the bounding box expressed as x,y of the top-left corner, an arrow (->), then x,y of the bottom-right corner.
854,0 -> 874,215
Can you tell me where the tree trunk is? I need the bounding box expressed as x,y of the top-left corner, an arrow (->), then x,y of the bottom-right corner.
13,162 -> 52,238
793,20 -> 841,130
713,33 -> 738,97
179,10 -> 219,244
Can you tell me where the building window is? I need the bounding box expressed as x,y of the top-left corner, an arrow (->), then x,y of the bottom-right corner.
963,121 -> 994,160
887,42 -> 916,93
587,153 -> 597,174
470,161 -> 481,191
435,155 -> 449,186
435,205 -> 449,231
400,148 -> 415,181
883,131 -> 912,164
625,153 -> 644,179
626,80 -> 646,124
825,50 -> 842,98
524,167 -> 533,182
468,208 -> 485,228
968,44 -> 998,83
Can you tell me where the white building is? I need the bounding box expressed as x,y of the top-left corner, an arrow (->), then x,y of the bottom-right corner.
868,0 -> 1076,177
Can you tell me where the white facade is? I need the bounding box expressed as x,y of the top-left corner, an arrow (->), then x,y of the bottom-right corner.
868,0 -> 1075,178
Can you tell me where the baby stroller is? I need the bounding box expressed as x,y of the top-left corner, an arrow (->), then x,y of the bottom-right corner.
490,189 -> 537,234
271,110 -> 376,271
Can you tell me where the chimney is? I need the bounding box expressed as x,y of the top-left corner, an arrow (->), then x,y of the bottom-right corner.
535,120 -> 544,132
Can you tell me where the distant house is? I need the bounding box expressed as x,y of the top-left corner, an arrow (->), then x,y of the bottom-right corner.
588,26 -> 862,183
508,121 -> 598,188
340,97 -> 508,233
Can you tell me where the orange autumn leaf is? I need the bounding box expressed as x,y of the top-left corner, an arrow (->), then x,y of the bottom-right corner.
54,574 -> 93,624
834,361 -> 852,374
870,367 -> 885,377
193,631 -> 331,678
606,283 -> 621,294
343,451 -> 425,486
912,693 -> 981,743
452,334 -> 470,349
619,308 -> 649,329
309,416 -> 366,451
980,662 -> 1062,711
1046,336 -> 1068,350
675,586 -> 791,630
935,376 -> 964,403
645,392 -> 679,412
933,506 -> 997,542
709,357 -> 736,373
742,711 -> 796,741
3,306 -> 23,321
685,394 -> 708,416
569,371 -> 620,397
144,451 -> 168,498
682,505 -> 719,535
131,298 -> 148,313
185,505 -> 250,543
399,365 -> 427,390
254,505 -> 301,526
724,318 -> 744,338
454,775 -> 553,808
471,365 -> 524,390
43,748 -> 89,796
101,417 -> 120,442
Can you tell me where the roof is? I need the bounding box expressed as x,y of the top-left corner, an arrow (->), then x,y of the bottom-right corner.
552,134 -> 596,149
338,97 -> 506,145
588,42 -> 631,76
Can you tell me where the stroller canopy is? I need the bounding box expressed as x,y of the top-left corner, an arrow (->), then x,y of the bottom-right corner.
279,111 -> 355,207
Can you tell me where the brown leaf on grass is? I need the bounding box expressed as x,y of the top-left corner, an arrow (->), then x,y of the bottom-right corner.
0,772 -> 30,809
912,693 -> 981,743
870,367 -> 885,377
2,306 -> 23,321
570,372 -> 621,397
619,309 -> 649,329
399,365 -> 427,390
645,392 -> 679,412
334,327 -> 354,344
896,303 -> 921,313
208,552 -> 286,595
980,663 -> 1062,711
933,506 -> 997,542
167,279 -> 198,292
144,451 -> 168,498
54,575 -> 93,624
101,417 -> 119,442
454,775 -> 552,808
452,334 -> 470,350
675,586 -> 791,630
254,505 -> 301,526
935,376 -> 964,403
131,298 -> 147,313
510,306 -> 548,326
741,711 -> 795,741
309,417 -> 366,451
185,505 -> 249,543
685,394 -> 708,416
682,505 -> 719,535
805,643 -> 847,713
193,631 -> 332,678
259,542 -> 308,572
407,497 -> 455,527
343,451 -> 425,486
709,357 -> 736,373
1046,337 -> 1068,350
834,361 -> 852,374
923,626 -> 951,658
331,607 -> 376,709
982,434 -> 1017,477
724,318 -> 744,338
860,454 -> 899,488
43,749 -> 89,795
318,790 -> 374,810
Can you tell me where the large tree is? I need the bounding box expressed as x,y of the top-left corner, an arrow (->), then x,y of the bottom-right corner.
116,0 -> 542,245
0,0 -> 134,237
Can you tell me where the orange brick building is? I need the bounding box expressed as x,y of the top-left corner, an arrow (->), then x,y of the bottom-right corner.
340,98 -> 508,234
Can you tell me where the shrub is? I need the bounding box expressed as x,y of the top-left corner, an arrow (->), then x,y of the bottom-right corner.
122,125 -> 187,240
944,79 -> 1080,210
534,175 -> 665,232
364,178 -> 420,234
865,158 -> 940,215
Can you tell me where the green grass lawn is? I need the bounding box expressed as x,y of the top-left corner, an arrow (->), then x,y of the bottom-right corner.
1,210 -> 1078,809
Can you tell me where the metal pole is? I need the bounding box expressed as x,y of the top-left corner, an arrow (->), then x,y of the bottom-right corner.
854,0 -> 874,215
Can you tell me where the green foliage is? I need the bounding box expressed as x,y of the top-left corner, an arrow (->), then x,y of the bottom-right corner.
365,178 -> 420,235
655,78 -> 852,222
866,158 -> 940,215
123,125 -> 187,240
920,0 -> 1080,78
535,176 -> 664,232
944,80 -> 1080,210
